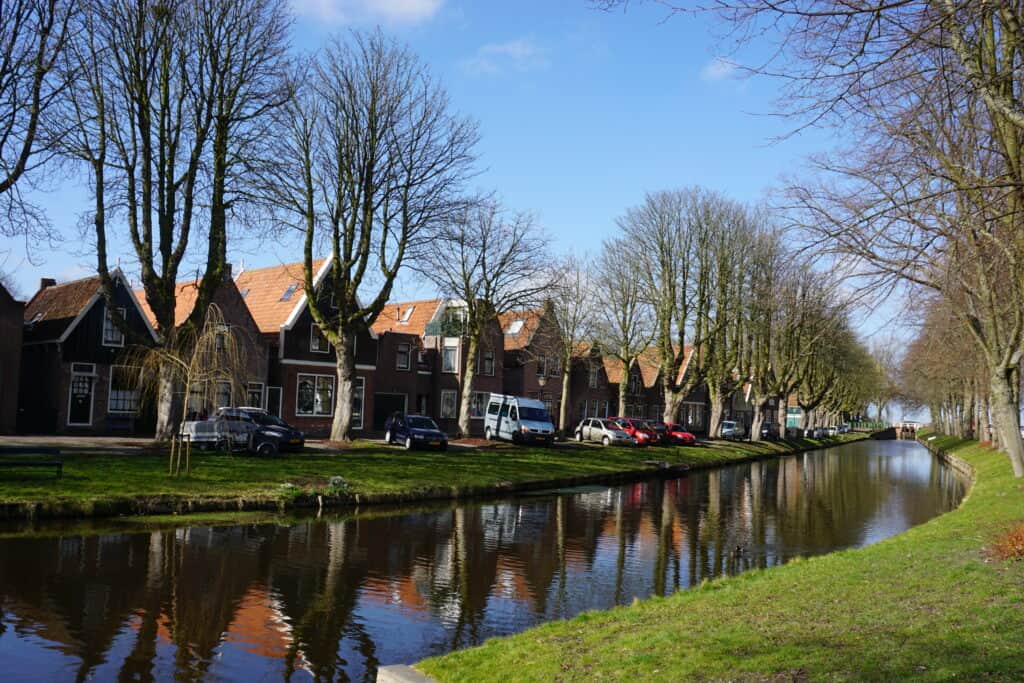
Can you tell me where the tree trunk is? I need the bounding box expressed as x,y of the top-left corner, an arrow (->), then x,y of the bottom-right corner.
559,365 -> 571,437
617,359 -> 628,416
155,363 -> 181,440
707,393 -> 725,438
989,368 -> 1024,477
979,391 -> 992,443
663,383 -> 683,425
750,399 -> 767,442
776,397 -> 788,436
330,332 -> 356,442
457,335 -> 479,438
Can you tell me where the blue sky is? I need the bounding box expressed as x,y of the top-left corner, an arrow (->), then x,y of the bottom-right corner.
3,0 -> 834,304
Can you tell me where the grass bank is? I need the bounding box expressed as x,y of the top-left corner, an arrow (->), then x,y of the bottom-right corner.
0,434 -> 863,520
418,432 -> 1024,682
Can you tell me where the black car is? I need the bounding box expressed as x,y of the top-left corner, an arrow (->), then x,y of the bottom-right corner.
237,407 -> 305,451
384,413 -> 449,451
760,423 -> 780,440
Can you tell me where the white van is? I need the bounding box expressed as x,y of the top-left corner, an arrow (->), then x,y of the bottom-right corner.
483,394 -> 555,445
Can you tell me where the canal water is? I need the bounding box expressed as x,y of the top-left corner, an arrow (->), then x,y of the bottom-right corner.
0,440 -> 965,682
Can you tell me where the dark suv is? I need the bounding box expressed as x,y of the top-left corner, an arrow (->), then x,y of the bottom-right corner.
384,413 -> 449,451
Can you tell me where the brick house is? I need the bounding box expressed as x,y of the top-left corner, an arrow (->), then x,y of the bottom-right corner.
136,266 -> 269,419
19,271 -> 158,434
373,299 -> 504,437
498,307 -> 566,427
0,283 -> 23,434
568,343 -> 614,427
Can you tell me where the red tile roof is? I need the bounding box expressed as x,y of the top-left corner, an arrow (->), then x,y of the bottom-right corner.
135,280 -> 202,329
23,274 -> 102,341
233,260 -> 325,335
498,309 -> 542,351
371,299 -> 443,336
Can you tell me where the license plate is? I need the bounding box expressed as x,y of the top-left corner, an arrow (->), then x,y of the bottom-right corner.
429,441 -> 440,446
290,438 -> 301,444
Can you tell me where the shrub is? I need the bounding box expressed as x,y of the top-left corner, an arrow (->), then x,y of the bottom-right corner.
991,522 -> 1024,561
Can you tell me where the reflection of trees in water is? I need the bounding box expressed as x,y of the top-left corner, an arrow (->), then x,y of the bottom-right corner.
0,446 -> 962,682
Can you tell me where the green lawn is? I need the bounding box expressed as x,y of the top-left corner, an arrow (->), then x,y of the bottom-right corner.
417,432 -> 1024,682
0,435 -> 861,517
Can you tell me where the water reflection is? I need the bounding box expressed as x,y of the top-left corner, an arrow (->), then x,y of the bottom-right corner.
0,440 -> 965,682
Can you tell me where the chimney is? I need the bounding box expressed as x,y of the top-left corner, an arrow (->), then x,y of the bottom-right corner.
40,278 -> 56,290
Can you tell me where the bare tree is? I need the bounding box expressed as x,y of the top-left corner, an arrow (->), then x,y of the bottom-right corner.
419,200 -> 551,437
593,238 -> 655,415
263,30 -> 478,440
0,0 -> 74,242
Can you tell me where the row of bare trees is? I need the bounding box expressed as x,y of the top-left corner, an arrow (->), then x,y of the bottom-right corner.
594,1 -> 1024,475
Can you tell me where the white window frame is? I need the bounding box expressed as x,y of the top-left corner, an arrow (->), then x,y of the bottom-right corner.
67,363 -> 97,427
536,357 -> 546,377
469,391 -> 488,420
108,364 -> 141,414
296,373 -> 335,417
102,306 -> 126,348
440,389 -> 458,419
310,323 -> 330,354
549,356 -> 561,377
246,382 -> 265,408
352,377 -> 365,430
396,342 -> 411,371
588,364 -> 599,388
442,340 -> 459,374
215,380 -> 232,409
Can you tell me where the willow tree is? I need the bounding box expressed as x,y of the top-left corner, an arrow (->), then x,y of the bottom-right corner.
418,200 -> 550,437
264,30 -> 478,441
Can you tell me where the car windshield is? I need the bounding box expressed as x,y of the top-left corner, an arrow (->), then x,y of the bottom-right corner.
519,407 -> 550,422
407,416 -> 439,430
722,421 -> 736,428
251,413 -> 289,428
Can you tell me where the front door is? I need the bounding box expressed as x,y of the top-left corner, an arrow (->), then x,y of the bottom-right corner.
373,393 -> 407,431
266,386 -> 282,417
68,372 -> 94,426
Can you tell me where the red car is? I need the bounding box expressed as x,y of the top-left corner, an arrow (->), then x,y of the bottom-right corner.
663,423 -> 697,445
610,417 -> 658,446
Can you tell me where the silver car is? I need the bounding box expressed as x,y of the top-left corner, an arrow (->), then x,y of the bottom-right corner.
574,418 -> 635,446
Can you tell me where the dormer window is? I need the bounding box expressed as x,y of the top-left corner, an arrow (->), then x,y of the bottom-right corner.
102,307 -> 126,347
505,319 -> 524,335
239,288 -> 249,298
280,284 -> 297,301
399,306 -> 415,323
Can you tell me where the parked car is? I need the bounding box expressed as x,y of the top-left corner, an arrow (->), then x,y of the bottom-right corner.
760,422 -> 780,441
826,425 -> 839,437
646,420 -> 670,444
574,418 -> 635,446
609,417 -> 658,446
720,420 -> 745,440
484,394 -> 555,445
384,413 -> 448,451
180,407 -> 301,455
663,422 -> 697,445
237,406 -> 305,451
839,423 -> 851,434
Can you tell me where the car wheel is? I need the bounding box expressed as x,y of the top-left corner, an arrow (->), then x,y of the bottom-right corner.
404,436 -> 414,451
256,441 -> 278,456
485,427 -> 493,441
602,435 -> 610,447
384,429 -> 392,445
575,431 -> 583,442
215,438 -> 230,453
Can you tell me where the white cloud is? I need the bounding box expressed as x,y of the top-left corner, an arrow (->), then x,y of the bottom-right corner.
699,56 -> 737,82
460,37 -> 547,76
291,0 -> 444,25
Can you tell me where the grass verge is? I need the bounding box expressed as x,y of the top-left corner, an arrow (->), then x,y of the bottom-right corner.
0,434 -> 863,520
417,432 -> 1024,682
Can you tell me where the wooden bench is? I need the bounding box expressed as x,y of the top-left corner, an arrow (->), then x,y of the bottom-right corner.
0,446 -> 63,479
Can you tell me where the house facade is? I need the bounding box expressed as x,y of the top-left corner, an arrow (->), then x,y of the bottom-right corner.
499,308 -> 565,427
0,283 -> 23,434
19,272 -> 158,434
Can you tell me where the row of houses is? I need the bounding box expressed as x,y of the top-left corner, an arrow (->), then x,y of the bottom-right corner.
0,261 -> 769,438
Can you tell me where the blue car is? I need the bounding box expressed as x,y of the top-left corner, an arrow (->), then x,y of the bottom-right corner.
384,413 -> 449,451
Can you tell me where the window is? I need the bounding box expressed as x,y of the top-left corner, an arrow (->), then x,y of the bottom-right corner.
440,390 -> 458,419
628,373 -> 641,394
239,288 -> 249,298
297,373 -> 334,416
588,364 -> 599,388
478,349 -> 494,376
396,343 -> 411,370
215,324 -> 229,352
470,392 -> 488,419
487,401 -> 500,416
215,381 -> 232,409
399,306 -> 415,323
416,394 -> 429,415
102,307 -> 125,347
536,357 -> 547,377
352,377 -> 364,429
310,324 -> 330,353
280,284 -> 297,301
504,319 -> 524,335
187,382 -> 204,418
108,366 -> 141,414
549,356 -> 561,377
602,400 -> 609,418
246,382 -> 264,408
442,342 -> 458,373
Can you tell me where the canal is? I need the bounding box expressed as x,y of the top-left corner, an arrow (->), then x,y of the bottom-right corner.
0,440 -> 966,682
